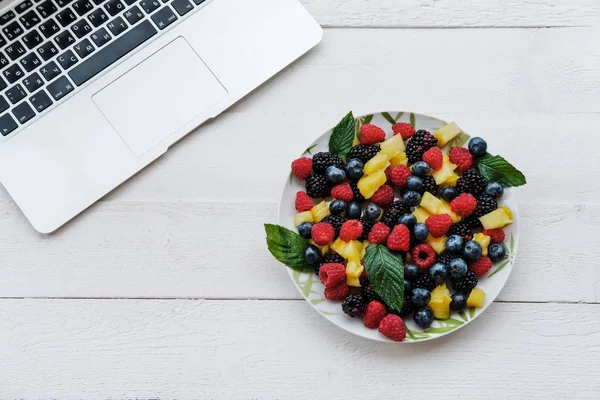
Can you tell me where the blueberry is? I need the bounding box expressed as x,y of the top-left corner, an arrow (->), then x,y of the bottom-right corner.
399,213 -> 417,228
404,264 -> 421,281
412,161 -> 431,177
365,203 -> 382,220
329,200 -> 347,215
448,258 -> 468,279
463,240 -> 483,261
304,244 -> 321,265
414,223 -> 429,241
403,190 -> 421,207
450,293 -> 468,311
485,182 -> 504,198
406,176 -> 423,191
488,243 -> 507,262
345,158 -> 364,180
411,288 -> 431,307
297,222 -> 313,239
429,262 -> 449,284
439,186 -> 457,202
413,307 -> 434,329
445,234 -> 464,253
326,166 -> 346,184
404,279 -> 412,293
346,201 -> 361,219
468,137 -> 488,157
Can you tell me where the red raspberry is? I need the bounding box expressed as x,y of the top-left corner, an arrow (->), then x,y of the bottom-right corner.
360,124 -> 386,145
483,228 -> 505,244
392,122 -> 415,140
425,214 -> 452,238
371,185 -> 395,207
319,263 -> 346,287
368,222 -> 391,244
311,222 -> 335,246
469,256 -> 492,277
387,224 -> 411,252
291,157 -> 313,180
325,283 -> 350,300
340,220 -> 363,241
363,300 -> 387,329
449,147 -> 473,171
412,243 -> 437,269
390,165 -> 411,187
378,314 -> 406,342
331,182 -> 354,203
295,191 -> 313,212
422,147 -> 443,170
450,193 -> 477,216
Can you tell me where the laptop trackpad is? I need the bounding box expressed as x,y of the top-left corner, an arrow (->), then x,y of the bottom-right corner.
93,37 -> 228,156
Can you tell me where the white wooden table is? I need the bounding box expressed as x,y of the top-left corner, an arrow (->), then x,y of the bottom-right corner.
2,1 -> 600,398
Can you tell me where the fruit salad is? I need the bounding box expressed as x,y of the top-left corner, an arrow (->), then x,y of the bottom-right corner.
265,112 -> 526,342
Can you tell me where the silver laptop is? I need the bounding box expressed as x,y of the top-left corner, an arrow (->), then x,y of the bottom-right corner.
0,0 -> 321,232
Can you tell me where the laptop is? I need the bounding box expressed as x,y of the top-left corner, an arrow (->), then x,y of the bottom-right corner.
0,0 -> 322,232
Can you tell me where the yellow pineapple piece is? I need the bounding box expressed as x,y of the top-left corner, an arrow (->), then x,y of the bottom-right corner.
311,201 -> 330,223
420,191 -> 443,214
352,135 -> 360,146
320,245 -> 329,256
294,211 -> 314,226
380,134 -> 405,159
433,122 -> 462,146
346,259 -> 364,279
357,169 -> 387,199
479,208 -> 513,230
347,276 -> 361,287
363,153 -> 390,175
426,235 -> 447,255
502,207 -> 513,219
467,288 -> 485,308
439,200 -> 461,223
444,171 -> 460,186
331,239 -> 362,261
389,152 -> 408,167
361,241 -> 369,259
428,284 -> 452,319
412,207 -> 432,224
473,233 -> 491,257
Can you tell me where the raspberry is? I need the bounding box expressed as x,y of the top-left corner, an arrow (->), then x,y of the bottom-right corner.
387,224 -> 411,252
295,191 -> 313,212
316,252 -> 344,275
368,222 -> 391,244
347,144 -> 380,163
449,147 -> 473,171
311,222 -> 335,246
291,157 -> 313,180
331,182 -> 354,203
325,283 -> 350,300
360,124 -> 386,145
371,185 -> 395,207
305,173 -> 332,198
363,300 -> 387,329
342,293 -> 366,318
378,314 -> 406,342
312,152 -> 345,174
412,243 -> 437,269
422,147 -> 443,170
406,130 -> 438,164
425,214 -> 452,238
450,193 -> 477,217
468,256 -> 492,277
390,165 -> 411,187
340,220 -> 363,241
392,122 -> 415,140
483,228 -> 505,244
319,263 -> 346,287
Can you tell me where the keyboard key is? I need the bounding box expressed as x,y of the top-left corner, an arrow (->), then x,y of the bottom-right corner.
69,20 -> 156,85
0,114 -> 18,136
92,0 -> 106,4
39,60 -> 60,80
56,0 -> 75,6
0,11 -> 15,26
54,30 -> 75,48
0,76 -> 6,91
3,21 -> 24,41
0,96 -> 8,112
56,7 -> 76,26
29,89 -> 52,111
3,64 -> 24,84
172,0 -> 192,16
37,41 -> 58,60
0,53 -> 9,69
56,49 -> 77,69
72,0 -> 93,15
46,75 -> 73,100
123,6 -> 143,25
73,38 -> 93,58
39,18 -> 60,38
71,18 -> 91,38
12,101 -> 35,124
87,8 -> 107,27
5,41 -> 26,61
36,0 -> 58,18
15,0 -> 34,14
5,84 -> 26,103
19,52 -> 41,71
22,29 -> 43,49
123,0 -> 135,4
0,34 -> 5,48
19,10 -> 40,29
151,7 -> 177,29
139,0 -> 160,14
22,72 -> 44,92
107,16 -> 126,36
191,0 -> 205,4
104,0 -> 124,15
90,27 -> 110,47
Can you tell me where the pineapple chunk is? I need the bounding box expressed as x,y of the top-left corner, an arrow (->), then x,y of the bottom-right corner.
479,208 -> 513,230
502,207 -> 513,220
433,122 -> 462,146
352,135 -> 360,146
439,200 -> 461,223
429,284 -> 452,319
320,245 -> 329,256
389,152 -> 408,167
311,201 -> 330,223
473,233 -> 491,257
346,259 -> 364,279
444,171 -> 460,186
331,238 -> 362,261
361,241 -> 369,259
380,134 -> 405,159
294,211 -> 314,226
467,288 -> 485,308
347,276 -> 361,287
363,153 -> 390,175
420,191 -> 443,214
426,235 -> 447,255
357,169 -> 387,199
412,207 -> 432,224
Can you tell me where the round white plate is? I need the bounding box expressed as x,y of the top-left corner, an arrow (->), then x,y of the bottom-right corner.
278,111 -> 519,342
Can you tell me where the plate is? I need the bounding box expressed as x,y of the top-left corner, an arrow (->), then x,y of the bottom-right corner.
278,111 -> 519,342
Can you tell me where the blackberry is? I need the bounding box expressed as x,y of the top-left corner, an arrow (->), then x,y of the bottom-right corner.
418,175 -> 438,195
463,215 -> 482,229
475,194 -> 498,217
315,252 -> 345,275
351,182 -> 366,203
347,144 -> 380,163
342,293 -> 366,318
452,270 -> 478,295
448,221 -> 474,240
312,152 -> 345,174
438,252 -> 460,266
413,274 -> 436,292
456,169 -> 486,195
382,200 -> 410,228
405,130 -> 438,164
322,214 -> 346,237
361,281 -> 382,303
359,216 -> 375,241
305,173 -> 332,198
399,292 -> 415,317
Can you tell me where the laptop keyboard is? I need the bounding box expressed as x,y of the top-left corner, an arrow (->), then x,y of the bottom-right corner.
0,0 -> 207,137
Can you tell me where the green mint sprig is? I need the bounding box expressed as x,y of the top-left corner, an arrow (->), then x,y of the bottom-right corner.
476,154 -> 526,188
265,224 -> 312,271
363,245 -> 404,313
328,111 -> 355,158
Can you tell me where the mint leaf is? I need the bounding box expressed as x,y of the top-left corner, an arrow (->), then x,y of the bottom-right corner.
265,224 -> 312,271
328,111 -> 355,158
476,154 -> 526,187
364,245 -> 404,312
